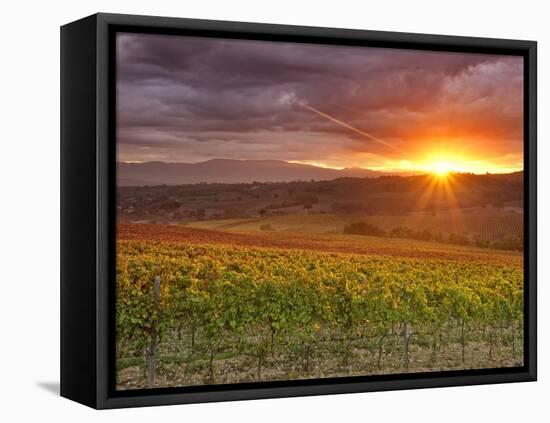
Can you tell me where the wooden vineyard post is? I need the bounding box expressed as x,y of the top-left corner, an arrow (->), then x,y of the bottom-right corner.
403,321 -> 411,371
148,276 -> 161,388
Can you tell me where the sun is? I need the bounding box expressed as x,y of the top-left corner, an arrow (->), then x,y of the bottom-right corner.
430,161 -> 453,177
419,152 -> 462,177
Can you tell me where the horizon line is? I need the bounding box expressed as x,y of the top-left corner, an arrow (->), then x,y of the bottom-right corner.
117,158 -> 524,176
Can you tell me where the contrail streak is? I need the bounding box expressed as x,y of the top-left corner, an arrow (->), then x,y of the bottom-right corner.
299,103 -> 401,152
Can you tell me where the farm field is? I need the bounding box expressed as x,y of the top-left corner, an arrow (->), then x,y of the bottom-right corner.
118,223 -> 522,265
116,223 -> 524,389
186,210 -> 523,244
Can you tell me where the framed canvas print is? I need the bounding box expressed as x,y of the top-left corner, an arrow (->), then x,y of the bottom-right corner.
60,13 -> 537,409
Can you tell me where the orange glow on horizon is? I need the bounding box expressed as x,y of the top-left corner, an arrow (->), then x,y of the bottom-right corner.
291,155 -> 522,175
413,152 -> 479,176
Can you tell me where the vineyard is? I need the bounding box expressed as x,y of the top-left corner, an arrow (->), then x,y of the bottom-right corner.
116,225 -> 524,390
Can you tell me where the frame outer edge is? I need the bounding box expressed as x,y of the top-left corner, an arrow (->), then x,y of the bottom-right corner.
95,12 -> 536,48
60,14 -> 99,409
97,12 -> 111,409
83,12 -> 537,409
527,42 -> 537,380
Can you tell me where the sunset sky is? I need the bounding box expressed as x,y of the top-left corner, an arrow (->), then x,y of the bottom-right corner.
116,33 -> 524,174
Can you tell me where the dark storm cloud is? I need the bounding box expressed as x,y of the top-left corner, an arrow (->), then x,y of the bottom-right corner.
116,33 -> 524,166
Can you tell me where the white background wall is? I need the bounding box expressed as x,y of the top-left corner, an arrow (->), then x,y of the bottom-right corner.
1,0 -> 547,421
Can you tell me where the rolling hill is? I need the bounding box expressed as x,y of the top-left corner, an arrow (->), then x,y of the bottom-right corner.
117,159 -> 390,185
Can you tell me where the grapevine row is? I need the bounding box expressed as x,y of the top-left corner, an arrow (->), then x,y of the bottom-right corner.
116,240 -> 523,388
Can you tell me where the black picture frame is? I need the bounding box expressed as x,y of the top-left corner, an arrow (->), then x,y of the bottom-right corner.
61,12 -> 537,409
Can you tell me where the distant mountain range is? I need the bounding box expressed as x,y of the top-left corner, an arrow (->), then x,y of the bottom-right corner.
117,159 -> 401,186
